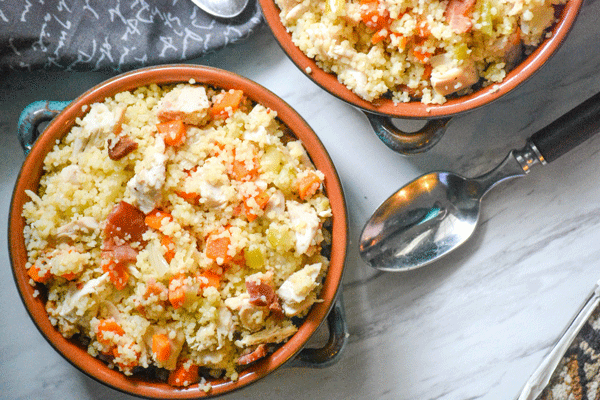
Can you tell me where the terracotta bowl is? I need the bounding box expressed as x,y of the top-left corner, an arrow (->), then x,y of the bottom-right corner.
9,65 -> 348,399
259,0 -> 583,154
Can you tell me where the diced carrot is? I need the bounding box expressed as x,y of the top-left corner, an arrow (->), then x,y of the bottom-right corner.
161,235 -> 175,263
213,142 -> 226,155
28,265 -> 51,284
232,203 -> 244,217
413,49 -> 432,63
145,208 -> 173,230
157,120 -> 186,147
61,272 -> 79,281
175,190 -> 200,205
102,260 -> 130,290
244,190 -> 271,222
168,273 -> 187,309
210,89 -> 244,119
97,319 -> 125,346
152,333 -> 172,363
422,63 -> 433,79
296,171 -> 322,200
416,19 -> 431,37
360,1 -> 390,31
144,280 -> 166,299
197,270 -> 221,290
168,361 -> 200,387
205,235 -> 232,264
371,28 -> 388,44
390,33 -> 408,50
113,344 -> 139,370
230,150 -> 259,181
184,165 -> 198,176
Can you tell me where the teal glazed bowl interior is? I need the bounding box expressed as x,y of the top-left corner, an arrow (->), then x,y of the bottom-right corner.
9,65 -> 348,399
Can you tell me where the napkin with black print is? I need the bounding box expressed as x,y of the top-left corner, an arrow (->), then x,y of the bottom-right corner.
538,305 -> 600,399
0,0 -> 262,72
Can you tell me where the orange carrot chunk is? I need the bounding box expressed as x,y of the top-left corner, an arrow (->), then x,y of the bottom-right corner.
168,361 -> 200,387
61,272 -> 79,281
28,265 -> 51,284
157,120 -> 187,146
412,49 -> 433,63
230,149 -> 259,181
360,1 -> 390,31
422,63 -> 433,79
206,235 -> 232,263
210,89 -> 244,119
175,190 -> 200,205
152,333 -> 172,363
161,235 -> 175,263
297,171 -> 322,200
197,270 -> 222,290
168,273 -> 187,309
144,280 -> 166,299
145,209 -> 173,230
97,319 -> 125,346
113,345 -> 139,370
244,190 -> 271,222
102,260 -> 130,290
371,28 -> 388,44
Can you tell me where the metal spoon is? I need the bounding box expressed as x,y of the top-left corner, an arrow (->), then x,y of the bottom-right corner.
189,0 -> 249,19
360,91 -> 600,271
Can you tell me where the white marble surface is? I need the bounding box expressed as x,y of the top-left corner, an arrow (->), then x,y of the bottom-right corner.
2,1 -> 600,398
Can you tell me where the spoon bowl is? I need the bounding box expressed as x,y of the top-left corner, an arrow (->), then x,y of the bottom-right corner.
189,0 -> 249,19
360,172 -> 481,271
360,91 -> 600,271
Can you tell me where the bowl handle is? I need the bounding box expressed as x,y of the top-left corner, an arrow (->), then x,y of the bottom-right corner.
17,100 -> 70,154
287,293 -> 348,369
364,111 -> 452,154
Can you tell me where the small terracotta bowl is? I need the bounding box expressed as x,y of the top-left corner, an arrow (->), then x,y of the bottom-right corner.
9,65 -> 348,399
259,0 -> 583,154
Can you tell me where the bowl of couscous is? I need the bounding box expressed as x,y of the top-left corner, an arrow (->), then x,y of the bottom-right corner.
9,65 -> 348,398
260,0 -> 582,153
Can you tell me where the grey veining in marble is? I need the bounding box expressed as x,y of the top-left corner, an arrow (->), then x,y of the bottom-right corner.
2,1 -> 600,398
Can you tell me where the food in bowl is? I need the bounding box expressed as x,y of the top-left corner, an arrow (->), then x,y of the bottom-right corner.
275,0 -> 567,104
21,82 -> 333,390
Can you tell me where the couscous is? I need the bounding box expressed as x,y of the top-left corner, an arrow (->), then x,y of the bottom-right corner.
275,0 -> 567,104
22,82 -> 332,390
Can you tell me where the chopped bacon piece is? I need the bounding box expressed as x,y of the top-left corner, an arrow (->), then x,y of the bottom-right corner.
246,277 -> 284,318
246,279 -> 277,307
237,344 -> 268,365
445,0 -> 476,33
104,201 -> 148,243
108,135 -> 138,160
101,237 -> 139,263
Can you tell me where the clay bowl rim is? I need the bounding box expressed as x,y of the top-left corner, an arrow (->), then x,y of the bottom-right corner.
259,0 -> 583,119
8,64 -> 348,399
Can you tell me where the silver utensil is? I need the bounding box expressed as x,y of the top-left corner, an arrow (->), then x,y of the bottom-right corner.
189,0 -> 249,19
517,279 -> 600,400
360,91 -> 600,271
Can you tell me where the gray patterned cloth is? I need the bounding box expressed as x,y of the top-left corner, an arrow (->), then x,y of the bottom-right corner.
0,0 -> 263,72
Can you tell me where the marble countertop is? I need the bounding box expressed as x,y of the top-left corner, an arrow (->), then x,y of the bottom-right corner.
2,1 -> 600,399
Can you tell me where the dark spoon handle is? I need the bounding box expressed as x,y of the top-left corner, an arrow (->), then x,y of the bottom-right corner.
530,91 -> 600,163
